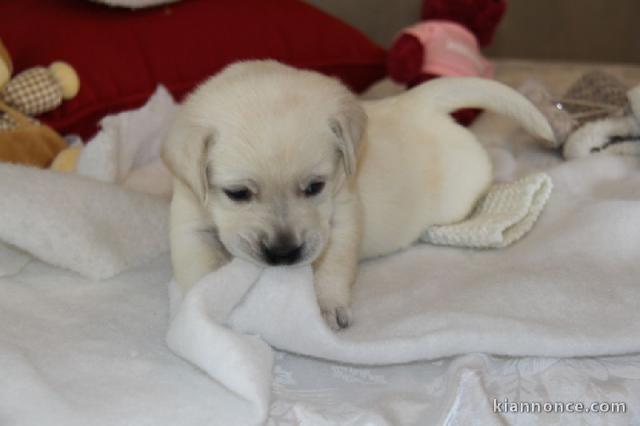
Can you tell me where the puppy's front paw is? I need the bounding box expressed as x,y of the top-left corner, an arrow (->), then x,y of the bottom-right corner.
314,268 -> 355,330
320,303 -> 352,331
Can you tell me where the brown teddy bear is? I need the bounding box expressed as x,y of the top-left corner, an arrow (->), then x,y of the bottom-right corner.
0,38 -> 80,167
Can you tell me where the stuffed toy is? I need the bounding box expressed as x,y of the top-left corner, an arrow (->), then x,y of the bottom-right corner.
520,70 -> 640,159
0,61 -> 80,129
386,0 -> 507,125
0,38 -> 80,167
387,0 -> 506,86
0,100 -> 69,168
51,141 -> 83,173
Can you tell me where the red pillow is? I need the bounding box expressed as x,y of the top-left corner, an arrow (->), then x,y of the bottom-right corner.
0,0 -> 385,139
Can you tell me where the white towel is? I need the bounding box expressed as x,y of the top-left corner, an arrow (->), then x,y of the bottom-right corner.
165,151 -> 640,425
0,86 -> 174,280
77,85 -> 175,198
2,85 -> 640,426
421,172 -> 553,248
0,163 -> 169,280
166,158 -> 640,421
167,260 -> 273,423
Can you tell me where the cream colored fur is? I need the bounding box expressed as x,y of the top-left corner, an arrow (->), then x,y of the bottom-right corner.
162,60 -> 554,330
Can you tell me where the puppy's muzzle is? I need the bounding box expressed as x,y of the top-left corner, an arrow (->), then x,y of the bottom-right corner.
261,233 -> 303,266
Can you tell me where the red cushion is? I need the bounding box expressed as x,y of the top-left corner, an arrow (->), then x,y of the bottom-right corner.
1,0 -> 385,139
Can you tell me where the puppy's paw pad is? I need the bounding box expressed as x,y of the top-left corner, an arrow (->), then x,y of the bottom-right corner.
321,306 -> 352,331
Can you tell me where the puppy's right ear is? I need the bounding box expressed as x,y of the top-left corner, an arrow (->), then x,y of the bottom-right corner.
161,123 -> 214,204
329,98 -> 367,177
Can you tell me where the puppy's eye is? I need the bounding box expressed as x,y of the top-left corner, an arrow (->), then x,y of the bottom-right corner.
223,187 -> 252,202
303,181 -> 325,197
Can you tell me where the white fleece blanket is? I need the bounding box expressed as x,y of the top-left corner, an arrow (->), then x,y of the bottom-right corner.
2,76 -> 640,425
0,87 -> 174,280
164,98 -> 640,424
166,154 -> 640,425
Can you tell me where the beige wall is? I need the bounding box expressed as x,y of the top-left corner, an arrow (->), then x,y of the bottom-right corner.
487,0 -> 640,64
304,0 -> 422,47
305,0 -> 640,64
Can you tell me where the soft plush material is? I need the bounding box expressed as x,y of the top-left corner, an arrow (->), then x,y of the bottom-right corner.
387,21 -> 493,86
520,71 -> 632,155
388,0 -> 506,86
0,0 -> 385,139
165,145 -> 640,426
0,88 -> 174,279
386,0 -> 507,126
0,101 -> 68,167
75,86 -> 175,197
50,143 -> 83,172
1,63 -> 80,119
1,72 -> 640,424
3,252 -> 640,426
0,163 -> 169,279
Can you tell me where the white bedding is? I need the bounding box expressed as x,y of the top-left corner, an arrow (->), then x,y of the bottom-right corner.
3,254 -> 639,426
2,60 -> 640,426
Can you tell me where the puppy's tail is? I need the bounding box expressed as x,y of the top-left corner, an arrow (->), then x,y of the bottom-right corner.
404,77 -> 556,143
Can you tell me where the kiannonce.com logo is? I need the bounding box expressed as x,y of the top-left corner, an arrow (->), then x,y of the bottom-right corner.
492,398 -> 627,414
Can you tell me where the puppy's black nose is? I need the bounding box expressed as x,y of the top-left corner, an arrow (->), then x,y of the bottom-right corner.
262,242 -> 303,265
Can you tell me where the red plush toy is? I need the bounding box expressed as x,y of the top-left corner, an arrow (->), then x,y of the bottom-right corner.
387,0 -> 507,124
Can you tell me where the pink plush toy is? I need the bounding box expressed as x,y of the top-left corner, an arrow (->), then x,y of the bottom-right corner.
387,0 -> 507,124
390,21 -> 494,83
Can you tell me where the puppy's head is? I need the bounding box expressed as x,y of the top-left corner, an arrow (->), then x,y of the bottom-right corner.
162,60 -> 366,266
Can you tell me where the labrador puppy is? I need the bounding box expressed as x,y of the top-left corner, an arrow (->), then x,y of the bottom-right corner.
162,60 -> 553,330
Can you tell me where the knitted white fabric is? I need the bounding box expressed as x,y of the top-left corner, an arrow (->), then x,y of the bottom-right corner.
421,172 -> 553,248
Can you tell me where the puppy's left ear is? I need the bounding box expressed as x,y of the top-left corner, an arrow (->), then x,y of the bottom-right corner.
329,98 -> 367,176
